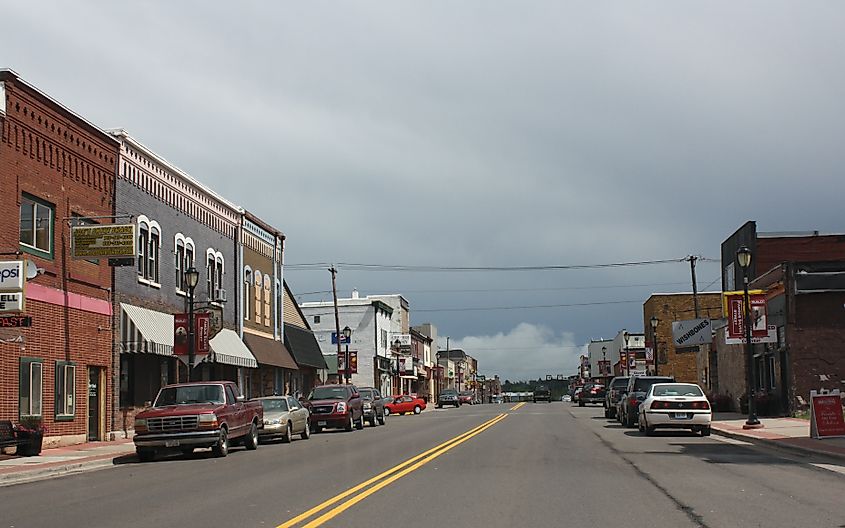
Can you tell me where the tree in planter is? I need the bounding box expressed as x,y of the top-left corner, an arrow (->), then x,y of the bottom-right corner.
15,416 -> 46,456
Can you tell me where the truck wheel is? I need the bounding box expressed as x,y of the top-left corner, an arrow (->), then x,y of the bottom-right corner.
212,428 -> 229,457
413,405 -> 421,415
281,422 -> 292,443
345,414 -> 354,432
244,422 -> 258,450
578,401 -> 585,407
301,421 -> 311,440
701,426 -> 711,437
377,409 -> 386,425
355,413 -> 364,430
136,448 -> 155,463
313,424 -> 322,434
369,416 -> 377,427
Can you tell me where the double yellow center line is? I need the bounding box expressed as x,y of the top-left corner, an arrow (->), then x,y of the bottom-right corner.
276,413 -> 508,528
510,402 -> 527,411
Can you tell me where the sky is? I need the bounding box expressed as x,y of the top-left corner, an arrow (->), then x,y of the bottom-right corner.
3,2 -> 844,381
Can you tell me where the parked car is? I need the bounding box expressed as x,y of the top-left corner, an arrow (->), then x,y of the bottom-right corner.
578,383 -> 605,407
359,387 -> 387,427
604,376 -> 629,418
533,385 -> 551,403
133,381 -> 263,462
256,395 -> 310,443
385,395 -> 427,415
638,383 -> 712,436
438,389 -> 460,408
561,394 -> 572,402
305,384 -> 364,432
618,375 -> 675,427
459,391 -> 474,405
572,387 -> 584,404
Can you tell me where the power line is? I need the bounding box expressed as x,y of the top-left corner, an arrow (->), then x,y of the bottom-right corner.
286,257 -> 690,272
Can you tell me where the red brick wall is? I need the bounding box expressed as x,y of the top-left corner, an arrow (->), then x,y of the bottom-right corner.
757,236 -> 845,278
1,72 -> 118,442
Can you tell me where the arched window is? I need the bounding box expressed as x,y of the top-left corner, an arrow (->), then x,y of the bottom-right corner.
263,274 -> 271,327
136,215 -> 162,285
243,267 -> 252,321
174,234 -> 196,293
205,248 -> 224,301
254,271 -> 263,324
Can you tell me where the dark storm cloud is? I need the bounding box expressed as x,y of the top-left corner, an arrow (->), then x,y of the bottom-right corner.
3,1 -> 843,378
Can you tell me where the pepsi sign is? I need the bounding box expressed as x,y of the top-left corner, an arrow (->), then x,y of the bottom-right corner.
0,261 -> 25,292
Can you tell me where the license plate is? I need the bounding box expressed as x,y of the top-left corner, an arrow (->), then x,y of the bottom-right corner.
318,421 -> 327,426
164,440 -> 180,447
671,413 -> 690,420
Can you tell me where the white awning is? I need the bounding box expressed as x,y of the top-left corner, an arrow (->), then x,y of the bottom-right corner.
120,303 -> 173,356
208,329 -> 257,368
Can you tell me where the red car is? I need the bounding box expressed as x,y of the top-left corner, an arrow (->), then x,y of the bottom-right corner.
385,395 -> 426,415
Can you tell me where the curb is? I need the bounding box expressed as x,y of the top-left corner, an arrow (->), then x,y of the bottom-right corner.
711,426 -> 845,463
0,457 -> 120,487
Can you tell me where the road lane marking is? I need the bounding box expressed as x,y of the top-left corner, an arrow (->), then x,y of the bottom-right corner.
812,463 -> 845,476
710,435 -> 753,446
275,413 -> 506,528
301,413 -> 508,528
509,402 -> 526,411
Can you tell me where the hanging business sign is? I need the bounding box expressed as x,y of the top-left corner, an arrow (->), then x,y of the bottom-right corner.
810,390 -> 845,439
331,332 -> 351,345
338,351 -> 358,375
0,292 -> 24,313
71,224 -> 136,259
174,313 -> 211,365
0,261 -> 25,292
672,318 -> 713,346
392,334 -> 411,348
725,292 -> 771,343
0,315 -> 31,327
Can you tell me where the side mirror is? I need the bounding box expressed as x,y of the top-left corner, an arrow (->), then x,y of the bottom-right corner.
144,400 -> 152,408
352,393 -> 360,399
236,395 -> 245,403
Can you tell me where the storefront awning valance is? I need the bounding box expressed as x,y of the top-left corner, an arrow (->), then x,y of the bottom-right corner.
244,333 -> 298,370
284,323 -> 328,369
120,303 -> 173,356
208,329 -> 258,368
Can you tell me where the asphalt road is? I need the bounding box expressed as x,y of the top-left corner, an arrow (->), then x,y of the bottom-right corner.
2,402 -> 845,528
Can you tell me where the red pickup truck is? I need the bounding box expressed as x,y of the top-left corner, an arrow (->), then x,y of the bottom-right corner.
133,381 -> 263,462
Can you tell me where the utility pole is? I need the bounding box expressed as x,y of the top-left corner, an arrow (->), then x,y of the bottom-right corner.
329,266 -> 342,383
689,255 -> 700,318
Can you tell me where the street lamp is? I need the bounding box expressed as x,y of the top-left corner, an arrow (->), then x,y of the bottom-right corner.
622,330 -> 630,376
184,266 -> 200,382
601,346 -> 607,379
393,338 -> 402,396
737,246 -> 761,428
342,326 -> 352,384
650,316 -> 659,376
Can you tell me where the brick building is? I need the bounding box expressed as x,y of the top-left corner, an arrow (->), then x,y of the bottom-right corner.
0,70 -> 119,446
712,221 -> 845,415
109,130 -> 256,437
643,292 -> 722,387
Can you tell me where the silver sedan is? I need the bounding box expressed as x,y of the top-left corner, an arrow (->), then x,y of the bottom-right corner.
257,396 -> 311,443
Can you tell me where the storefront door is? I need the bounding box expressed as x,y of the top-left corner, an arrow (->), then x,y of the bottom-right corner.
88,367 -> 102,441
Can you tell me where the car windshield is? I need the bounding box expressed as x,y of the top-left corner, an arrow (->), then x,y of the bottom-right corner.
634,378 -> 674,392
612,378 -> 629,388
359,389 -> 375,400
309,386 -> 348,400
652,385 -> 704,397
260,399 -> 289,411
460,391 -> 472,396
155,385 -> 225,406
441,390 -> 457,396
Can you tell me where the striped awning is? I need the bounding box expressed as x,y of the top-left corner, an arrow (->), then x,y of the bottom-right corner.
120,303 -> 173,356
207,329 -> 258,368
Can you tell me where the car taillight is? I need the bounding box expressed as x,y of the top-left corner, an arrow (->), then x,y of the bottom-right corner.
692,401 -> 710,410
629,397 -> 638,406
650,401 -> 670,409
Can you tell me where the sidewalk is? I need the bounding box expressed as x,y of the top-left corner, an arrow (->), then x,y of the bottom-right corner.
0,439 -> 136,486
711,412 -> 845,461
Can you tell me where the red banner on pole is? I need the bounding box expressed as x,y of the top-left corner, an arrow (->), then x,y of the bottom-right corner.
174,313 -> 189,358
195,313 -> 211,360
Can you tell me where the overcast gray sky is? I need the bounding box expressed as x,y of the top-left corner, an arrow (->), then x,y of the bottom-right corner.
4,2 -> 844,381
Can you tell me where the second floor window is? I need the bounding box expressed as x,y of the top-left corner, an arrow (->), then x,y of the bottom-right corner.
137,216 -> 161,285
243,268 -> 252,321
20,194 -> 54,257
174,235 -> 195,293
206,249 -> 224,301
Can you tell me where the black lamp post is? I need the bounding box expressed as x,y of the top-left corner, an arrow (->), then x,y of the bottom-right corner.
393,338 -> 402,396
601,346 -> 607,379
737,246 -> 762,428
650,316 -> 660,376
623,330 -> 630,376
342,326 -> 352,384
184,266 -> 200,382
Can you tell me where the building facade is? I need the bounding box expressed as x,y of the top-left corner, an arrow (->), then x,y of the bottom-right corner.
0,70 -> 119,445
110,130 -> 256,437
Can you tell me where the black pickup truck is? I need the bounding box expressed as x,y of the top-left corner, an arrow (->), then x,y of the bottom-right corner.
533,386 -> 551,403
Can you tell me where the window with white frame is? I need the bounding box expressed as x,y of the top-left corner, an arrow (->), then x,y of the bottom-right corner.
174,234 -> 196,293
243,267 -> 252,321
19,358 -> 43,417
20,194 -> 54,258
55,361 -> 76,419
137,216 -> 162,285
206,249 -> 224,301
263,274 -> 271,327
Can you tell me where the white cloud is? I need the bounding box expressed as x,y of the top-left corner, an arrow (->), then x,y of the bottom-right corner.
451,323 -> 585,383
